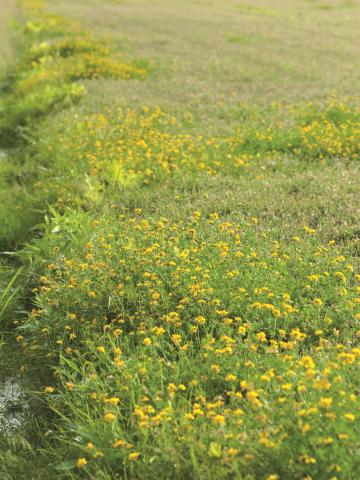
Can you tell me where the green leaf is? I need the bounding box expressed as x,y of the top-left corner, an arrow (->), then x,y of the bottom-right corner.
208,442 -> 222,458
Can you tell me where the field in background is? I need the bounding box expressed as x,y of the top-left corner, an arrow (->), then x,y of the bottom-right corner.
0,0 -> 359,479
0,0 -> 15,68
49,0 -> 360,133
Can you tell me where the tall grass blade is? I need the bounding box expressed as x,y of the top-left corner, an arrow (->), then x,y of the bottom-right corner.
0,267 -> 23,323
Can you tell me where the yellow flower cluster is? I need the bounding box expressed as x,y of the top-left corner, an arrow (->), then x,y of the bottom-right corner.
26,206 -> 359,478
41,99 -> 359,209
0,1 -> 145,143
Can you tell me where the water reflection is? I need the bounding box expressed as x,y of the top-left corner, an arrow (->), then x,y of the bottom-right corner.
0,377 -> 26,431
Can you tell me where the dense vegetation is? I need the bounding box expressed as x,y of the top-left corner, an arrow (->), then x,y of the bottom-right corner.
0,1 -> 359,479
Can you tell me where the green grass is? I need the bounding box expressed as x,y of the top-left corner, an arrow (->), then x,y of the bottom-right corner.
0,0 -> 359,478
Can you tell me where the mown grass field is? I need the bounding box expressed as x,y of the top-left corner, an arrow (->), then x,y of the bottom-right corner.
0,0 -> 359,479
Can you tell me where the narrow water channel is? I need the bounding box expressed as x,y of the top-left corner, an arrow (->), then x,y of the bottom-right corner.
0,147 -> 28,434
0,377 -> 26,431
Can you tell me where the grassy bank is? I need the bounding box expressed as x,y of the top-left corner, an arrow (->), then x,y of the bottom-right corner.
0,0 -> 359,479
